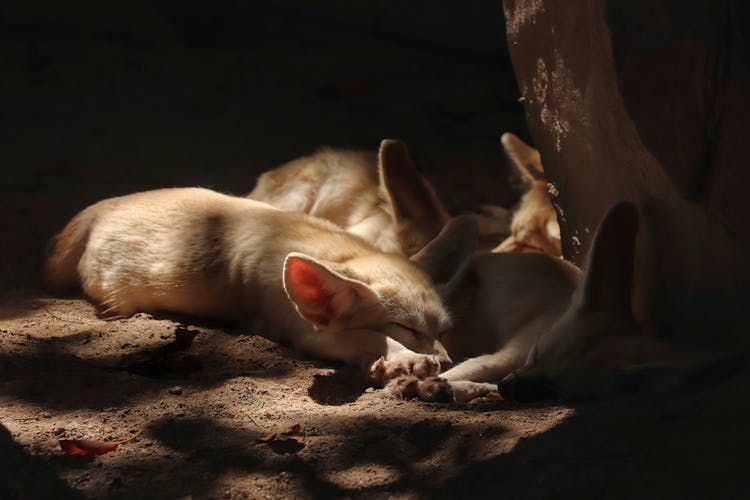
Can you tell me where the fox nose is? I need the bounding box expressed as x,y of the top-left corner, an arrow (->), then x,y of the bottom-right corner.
498,372 -> 557,402
497,373 -> 518,399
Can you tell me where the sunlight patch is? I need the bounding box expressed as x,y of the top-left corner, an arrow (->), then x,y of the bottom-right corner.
325,463 -> 402,489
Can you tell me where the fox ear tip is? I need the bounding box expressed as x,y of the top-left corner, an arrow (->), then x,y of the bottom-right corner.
611,200 -> 637,215
379,138 -> 407,154
607,201 -> 639,232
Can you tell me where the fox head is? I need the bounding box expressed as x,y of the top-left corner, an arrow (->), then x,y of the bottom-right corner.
494,133 -> 562,257
496,201 -> 733,401
282,215 -> 477,362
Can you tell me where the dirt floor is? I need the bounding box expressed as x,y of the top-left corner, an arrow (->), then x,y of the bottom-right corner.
2,2 -> 750,499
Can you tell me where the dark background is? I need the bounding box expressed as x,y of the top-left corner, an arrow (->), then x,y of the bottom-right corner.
1,0 -> 526,289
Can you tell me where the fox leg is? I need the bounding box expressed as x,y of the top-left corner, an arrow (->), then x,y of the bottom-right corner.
292,330 -> 441,385
386,339 -> 533,403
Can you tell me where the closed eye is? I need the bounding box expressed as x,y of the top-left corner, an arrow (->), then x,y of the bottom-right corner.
391,322 -> 422,336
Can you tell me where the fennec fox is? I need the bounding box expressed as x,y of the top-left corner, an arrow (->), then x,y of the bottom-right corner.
249,140 -> 451,256
41,188 -> 477,384
493,133 -> 562,257
392,202 -> 741,402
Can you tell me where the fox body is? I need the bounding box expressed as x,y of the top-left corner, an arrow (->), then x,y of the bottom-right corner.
42,187 -> 477,383
249,141 -> 451,256
390,250 -> 581,402
393,201 -> 740,403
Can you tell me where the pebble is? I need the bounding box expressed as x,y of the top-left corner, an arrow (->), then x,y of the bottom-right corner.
169,386 -> 184,395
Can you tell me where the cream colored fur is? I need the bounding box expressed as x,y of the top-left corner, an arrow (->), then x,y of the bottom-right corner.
41,188 -> 478,384
389,251 -> 581,403
493,133 -> 562,257
243,134 -> 569,402
249,140 -> 451,256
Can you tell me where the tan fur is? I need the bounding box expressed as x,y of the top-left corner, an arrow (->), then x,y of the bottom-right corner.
390,202 -> 736,403
493,133 -> 562,257
249,140 -> 451,256
42,188 -> 478,384
387,251 -> 581,403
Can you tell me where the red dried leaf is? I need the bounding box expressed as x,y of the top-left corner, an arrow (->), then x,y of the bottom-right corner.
256,424 -> 304,444
284,424 -> 303,437
256,424 -> 305,455
59,438 -> 127,457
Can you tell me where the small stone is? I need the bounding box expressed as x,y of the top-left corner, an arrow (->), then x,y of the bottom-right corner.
168,386 -> 184,395
365,387 -> 375,393
40,411 -> 51,418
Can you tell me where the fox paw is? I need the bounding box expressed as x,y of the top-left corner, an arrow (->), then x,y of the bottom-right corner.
385,376 -> 455,403
448,380 -> 501,404
385,377 -> 501,404
370,351 -> 440,386
384,375 -> 422,398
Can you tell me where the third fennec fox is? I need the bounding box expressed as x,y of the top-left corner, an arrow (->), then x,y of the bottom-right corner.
41,188 -> 477,384
493,132 -> 562,257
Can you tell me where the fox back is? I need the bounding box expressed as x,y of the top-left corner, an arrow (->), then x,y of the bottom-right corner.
249,140 -> 451,256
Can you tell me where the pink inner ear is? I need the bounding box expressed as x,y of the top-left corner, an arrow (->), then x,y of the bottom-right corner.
286,258 -> 333,325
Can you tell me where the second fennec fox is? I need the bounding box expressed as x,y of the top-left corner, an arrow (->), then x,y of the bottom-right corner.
41,188 -> 477,384
249,140 -> 451,256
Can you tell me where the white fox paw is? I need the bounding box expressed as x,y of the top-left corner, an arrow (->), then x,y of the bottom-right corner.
384,375 -> 421,398
385,376 -> 455,403
370,351 -> 440,386
448,380 -> 502,404
385,376 -> 501,404
417,376 -> 455,402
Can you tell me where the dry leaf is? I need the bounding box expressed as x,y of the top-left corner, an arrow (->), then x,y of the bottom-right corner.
256,424 -> 305,454
59,438 -> 131,458
256,424 -> 303,443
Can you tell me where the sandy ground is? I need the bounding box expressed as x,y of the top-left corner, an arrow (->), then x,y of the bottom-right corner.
2,2 -> 750,498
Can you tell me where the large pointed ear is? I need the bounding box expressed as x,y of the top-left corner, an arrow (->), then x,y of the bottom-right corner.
578,201 -> 639,316
283,253 -> 379,327
501,132 -> 545,184
410,215 -> 478,299
378,139 -> 451,252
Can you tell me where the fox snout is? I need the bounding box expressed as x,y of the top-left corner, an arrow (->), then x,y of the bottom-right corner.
432,339 -> 452,367
497,372 -> 557,402
439,359 -> 454,372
